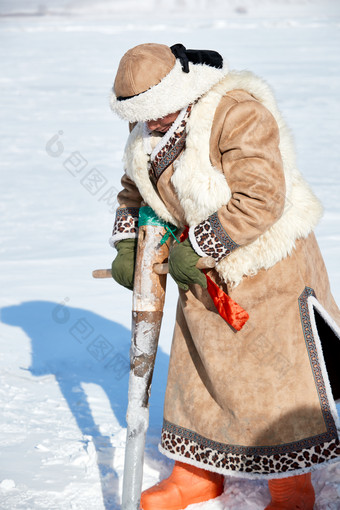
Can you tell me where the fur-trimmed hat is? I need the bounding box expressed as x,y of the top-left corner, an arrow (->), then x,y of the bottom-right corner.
110,43 -> 228,122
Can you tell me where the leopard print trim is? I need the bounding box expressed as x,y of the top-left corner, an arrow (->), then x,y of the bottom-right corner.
191,212 -> 239,261
148,104 -> 192,185
160,421 -> 340,477
299,287 -> 338,438
150,132 -> 186,185
109,207 -> 139,247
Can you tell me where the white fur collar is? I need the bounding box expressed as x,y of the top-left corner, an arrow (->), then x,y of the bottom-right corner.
123,70 -> 323,286
151,106 -> 189,161
123,123 -> 180,226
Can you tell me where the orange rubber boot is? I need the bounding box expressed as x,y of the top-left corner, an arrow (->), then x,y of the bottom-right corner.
140,461 -> 224,510
265,473 -> 315,510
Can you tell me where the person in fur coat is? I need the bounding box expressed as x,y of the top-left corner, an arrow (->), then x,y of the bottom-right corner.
109,43 -> 340,510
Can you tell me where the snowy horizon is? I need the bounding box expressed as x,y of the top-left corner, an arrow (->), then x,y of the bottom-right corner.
1,0 -> 340,19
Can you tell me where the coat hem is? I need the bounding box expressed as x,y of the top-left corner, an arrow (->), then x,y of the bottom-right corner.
158,443 -> 340,480
160,417 -> 339,477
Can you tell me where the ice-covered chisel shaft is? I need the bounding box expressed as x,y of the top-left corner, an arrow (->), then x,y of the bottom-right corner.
122,222 -> 170,510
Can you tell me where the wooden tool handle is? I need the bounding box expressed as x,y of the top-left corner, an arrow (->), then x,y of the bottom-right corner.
153,256 -> 216,275
92,268 -> 112,278
92,256 -> 216,279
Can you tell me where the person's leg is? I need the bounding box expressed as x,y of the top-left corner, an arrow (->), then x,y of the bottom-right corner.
265,473 -> 315,509
140,461 -> 224,510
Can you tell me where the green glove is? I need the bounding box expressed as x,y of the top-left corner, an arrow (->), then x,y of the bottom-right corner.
168,238 -> 207,291
111,238 -> 137,290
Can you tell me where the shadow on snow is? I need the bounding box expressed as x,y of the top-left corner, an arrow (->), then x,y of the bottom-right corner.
1,300 -> 170,509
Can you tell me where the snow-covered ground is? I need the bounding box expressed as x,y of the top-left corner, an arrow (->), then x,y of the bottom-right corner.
1,1 -> 340,508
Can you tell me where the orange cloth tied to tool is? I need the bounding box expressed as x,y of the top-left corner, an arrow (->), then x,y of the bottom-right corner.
180,227 -> 249,331
203,270 -> 249,331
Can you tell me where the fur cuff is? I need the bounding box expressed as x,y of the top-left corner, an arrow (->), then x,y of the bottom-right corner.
109,207 -> 139,248
189,212 -> 239,262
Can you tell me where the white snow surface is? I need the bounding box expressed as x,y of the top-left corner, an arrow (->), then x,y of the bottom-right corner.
1,0 -> 340,508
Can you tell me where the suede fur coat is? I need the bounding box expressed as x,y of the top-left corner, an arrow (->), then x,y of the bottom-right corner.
110,71 -> 340,479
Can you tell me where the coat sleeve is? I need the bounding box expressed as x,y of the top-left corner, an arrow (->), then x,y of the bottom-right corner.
109,173 -> 143,247
189,99 -> 286,261
109,121 -> 145,247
